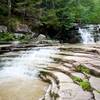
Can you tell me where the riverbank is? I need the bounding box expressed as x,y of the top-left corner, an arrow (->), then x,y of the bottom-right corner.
0,46 -> 57,100
39,44 -> 100,100
0,44 -> 100,100
0,41 -> 60,54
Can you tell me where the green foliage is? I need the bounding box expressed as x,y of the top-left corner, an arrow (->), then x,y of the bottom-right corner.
41,9 -> 60,28
71,76 -> 91,91
76,65 -> 90,74
0,32 -> 31,43
72,76 -> 82,83
80,80 -> 91,91
8,18 -> 21,31
17,34 -> 32,43
0,0 -> 8,16
0,32 -> 15,41
0,0 -> 100,39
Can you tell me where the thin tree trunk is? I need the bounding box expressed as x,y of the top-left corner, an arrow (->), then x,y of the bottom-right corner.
52,0 -> 55,9
8,0 -> 11,31
8,0 -> 11,18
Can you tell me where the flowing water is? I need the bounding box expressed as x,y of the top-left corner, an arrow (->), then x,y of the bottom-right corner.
79,25 -> 100,44
0,25 -> 100,100
0,46 -> 59,100
0,44 -> 100,100
79,27 -> 94,44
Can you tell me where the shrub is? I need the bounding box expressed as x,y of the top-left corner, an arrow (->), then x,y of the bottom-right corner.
0,32 -> 15,41
8,18 -> 21,31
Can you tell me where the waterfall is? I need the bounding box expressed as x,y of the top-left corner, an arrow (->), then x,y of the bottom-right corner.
79,27 -> 94,44
78,24 -> 100,44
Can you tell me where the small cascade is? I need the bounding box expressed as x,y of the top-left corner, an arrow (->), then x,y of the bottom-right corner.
0,47 -> 59,79
0,46 -> 59,100
79,27 -> 94,44
79,25 -> 100,44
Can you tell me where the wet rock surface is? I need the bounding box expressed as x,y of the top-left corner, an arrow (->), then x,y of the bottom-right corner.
0,44 -> 100,100
39,44 -> 100,100
0,46 -> 59,100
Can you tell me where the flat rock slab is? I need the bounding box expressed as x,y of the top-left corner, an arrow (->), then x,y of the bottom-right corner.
0,45 -> 11,48
63,63 -> 73,68
72,72 -> 85,79
89,76 -> 100,90
57,83 -> 93,100
53,72 -> 73,83
93,91 -> 100,100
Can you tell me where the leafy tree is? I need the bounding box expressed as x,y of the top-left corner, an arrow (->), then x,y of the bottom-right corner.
0,0 -> 100,41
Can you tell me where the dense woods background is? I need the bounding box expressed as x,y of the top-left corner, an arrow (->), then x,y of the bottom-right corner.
0,0 -> 100,42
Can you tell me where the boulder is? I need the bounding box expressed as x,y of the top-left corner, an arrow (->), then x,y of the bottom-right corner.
30,34 -> 47,44
0,25 -> 7,33
37,34 -> 46,41
15,24 -> 31,33
31,34 -> 59,45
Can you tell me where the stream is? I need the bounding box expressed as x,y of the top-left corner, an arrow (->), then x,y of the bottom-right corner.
0,44 -> 100,100
0,25 -> 100,100
0,46 -> 59,100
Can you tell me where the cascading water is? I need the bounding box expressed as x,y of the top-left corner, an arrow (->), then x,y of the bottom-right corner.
79,25 -> 100,44
79,27 -> 94,44
0,46 -> 59,100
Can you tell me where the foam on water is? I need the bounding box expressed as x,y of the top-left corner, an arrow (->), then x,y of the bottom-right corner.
79,27 -> 94,44
0,47 -> 59,80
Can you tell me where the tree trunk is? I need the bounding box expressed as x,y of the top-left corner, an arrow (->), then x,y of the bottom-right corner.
8,0 -> 11,18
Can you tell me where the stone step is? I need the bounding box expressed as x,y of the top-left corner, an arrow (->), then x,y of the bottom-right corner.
89,76 -> 100,91
57,83 -> 93,100
93,91 -> 100,100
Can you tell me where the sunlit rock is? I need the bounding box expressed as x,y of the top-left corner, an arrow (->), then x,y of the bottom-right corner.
0,25 -> 7,33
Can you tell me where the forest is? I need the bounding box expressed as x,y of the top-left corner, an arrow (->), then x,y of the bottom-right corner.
0,0 -> 100,42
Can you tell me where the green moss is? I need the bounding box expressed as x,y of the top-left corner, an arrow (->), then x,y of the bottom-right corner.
71,76 -> 92,91
76,65 -> 90,74
79,80 -> 91,91
71,76 -> 82,83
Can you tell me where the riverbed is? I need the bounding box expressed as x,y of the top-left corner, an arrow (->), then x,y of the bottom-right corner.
0,46 -> 59,100
0,44 -> 100,100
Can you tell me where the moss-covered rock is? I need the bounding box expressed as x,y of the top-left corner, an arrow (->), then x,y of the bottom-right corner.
71,76 -> 92,91
79,80 -> 91,91
75,64 -> 90,74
